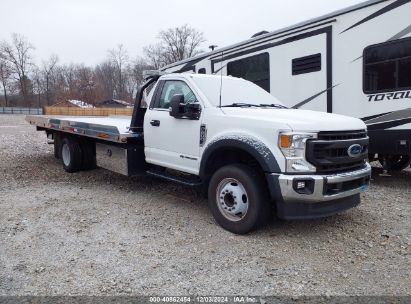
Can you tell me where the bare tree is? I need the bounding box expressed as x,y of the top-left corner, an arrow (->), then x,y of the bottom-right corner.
0,58 -> 12,106
129,57 -> 153,96
143,43 -> 164,69
77,65 -> 96,105
109,44 -> 128,100
32,66 -> 43,108
95,60 -> 117,101
42,54 -> 59,105
0,33 -> 35,104
160,24 -> 205,62
144,25 -> 206,68
62,64 -> 79,101
51,65 -> 67,104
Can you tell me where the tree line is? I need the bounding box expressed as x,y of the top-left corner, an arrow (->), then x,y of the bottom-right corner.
0,25 -> 205,107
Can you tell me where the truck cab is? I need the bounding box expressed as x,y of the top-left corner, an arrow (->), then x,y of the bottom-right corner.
27,72 -> 371,234
141,73 -> 371,232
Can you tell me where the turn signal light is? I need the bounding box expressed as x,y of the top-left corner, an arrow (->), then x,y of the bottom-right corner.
280,135 -> 291,148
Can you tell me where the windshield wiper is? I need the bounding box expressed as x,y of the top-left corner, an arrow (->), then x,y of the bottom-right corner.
259,104 -> 288,109
221,103 -> 288,109
220,103 -> 259,108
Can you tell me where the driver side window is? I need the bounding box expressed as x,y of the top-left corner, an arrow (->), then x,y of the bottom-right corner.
157,80 -> 197,109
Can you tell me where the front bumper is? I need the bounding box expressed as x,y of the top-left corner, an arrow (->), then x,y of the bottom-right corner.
266,163 -> 371,219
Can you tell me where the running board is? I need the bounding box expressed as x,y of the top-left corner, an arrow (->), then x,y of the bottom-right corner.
146,169 -> 202,187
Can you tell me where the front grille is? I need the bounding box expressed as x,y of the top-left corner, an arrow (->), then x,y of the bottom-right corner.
317,130 -> 368,141
307,130 -> 369,173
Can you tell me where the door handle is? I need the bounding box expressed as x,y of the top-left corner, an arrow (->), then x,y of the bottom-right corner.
150,120 -> 160,127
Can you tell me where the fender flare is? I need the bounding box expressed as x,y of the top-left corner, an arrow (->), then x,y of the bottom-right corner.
199,137 -> 281,178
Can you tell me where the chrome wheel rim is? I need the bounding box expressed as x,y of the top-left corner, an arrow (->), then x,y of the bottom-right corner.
216,178 -> 249,222
62,143 -> 70,167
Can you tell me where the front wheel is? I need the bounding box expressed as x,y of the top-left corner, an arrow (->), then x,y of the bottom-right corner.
208,164 -> 270,234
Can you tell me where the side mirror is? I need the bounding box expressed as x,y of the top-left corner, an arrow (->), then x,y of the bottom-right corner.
170,94 -> 185,118
169,94 -> 201,120
186,103 -> 201,120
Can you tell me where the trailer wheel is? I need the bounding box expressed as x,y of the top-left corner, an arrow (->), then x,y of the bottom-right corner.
80,141 -> 96,170
61,138 -> 82,173
53,133 -> 61,159
208,164 -> 270,235
54,140 -> 60,159
379,155 -> 411,172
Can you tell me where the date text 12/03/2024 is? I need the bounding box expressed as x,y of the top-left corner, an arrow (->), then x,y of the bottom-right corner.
149,296 -> 259,303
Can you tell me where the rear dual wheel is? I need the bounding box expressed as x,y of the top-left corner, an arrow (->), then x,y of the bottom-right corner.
60,137 -> 95,173
61,138 -> 83,173
54,134 -> 61,159
80,141 -> 96,170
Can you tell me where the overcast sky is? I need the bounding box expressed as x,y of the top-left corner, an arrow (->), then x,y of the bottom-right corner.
0,0 -> 365,66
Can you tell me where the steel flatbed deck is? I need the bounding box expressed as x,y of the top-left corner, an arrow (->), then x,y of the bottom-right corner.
26,115 -> 142,144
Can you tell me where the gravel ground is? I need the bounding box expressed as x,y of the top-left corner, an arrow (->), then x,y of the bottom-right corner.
0,114 -> 410,296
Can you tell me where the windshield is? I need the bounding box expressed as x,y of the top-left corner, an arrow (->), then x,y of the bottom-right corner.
191,75 -> 285,108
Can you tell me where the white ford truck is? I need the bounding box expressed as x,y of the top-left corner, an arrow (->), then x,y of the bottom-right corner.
27,72 -> 371,234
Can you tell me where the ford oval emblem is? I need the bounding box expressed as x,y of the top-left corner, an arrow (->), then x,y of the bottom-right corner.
348,144 -> 363,158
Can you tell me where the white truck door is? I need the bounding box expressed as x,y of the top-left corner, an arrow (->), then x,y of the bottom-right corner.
144,79 -> 202,175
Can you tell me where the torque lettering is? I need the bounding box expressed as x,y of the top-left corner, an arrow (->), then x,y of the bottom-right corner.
367,90 -> 411,102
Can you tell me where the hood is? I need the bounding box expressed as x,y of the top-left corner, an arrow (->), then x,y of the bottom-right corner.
221,108 -> 366,132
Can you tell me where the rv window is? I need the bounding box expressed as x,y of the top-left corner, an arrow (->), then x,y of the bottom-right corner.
364,37 -> 411,93
292,53 -> 322,75
227,53 -> 270,92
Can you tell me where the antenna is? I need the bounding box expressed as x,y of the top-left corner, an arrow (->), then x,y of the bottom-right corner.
218,51 -> 223,108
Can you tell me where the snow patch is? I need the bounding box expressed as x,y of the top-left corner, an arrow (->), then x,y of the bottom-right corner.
206,135 -> 273,161
112,99 -> 132,107
68,100 -> 94,108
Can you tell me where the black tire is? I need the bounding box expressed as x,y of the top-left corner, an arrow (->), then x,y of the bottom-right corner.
60,137 -> 83,173
53,133 -> 61,159
80,141 -> 96,171
379,155 -> 411,172
208,164 -> 270,235
368,153 -> 377,163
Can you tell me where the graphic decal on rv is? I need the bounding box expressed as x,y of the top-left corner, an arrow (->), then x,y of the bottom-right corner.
367,117 -> 411,130
351,25 -> 411,63
364,108 -> 411,122
341,0 -> 411,34
351,24 -> 411,63
176,56 -> 208,73
363,108 -> 411,130
367,91 -> 411,102
388,24 -> 411,41
362,112 -> 392,122
292,85 -> 339,109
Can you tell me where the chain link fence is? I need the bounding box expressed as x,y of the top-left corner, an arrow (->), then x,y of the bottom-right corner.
0,107 -> 43,115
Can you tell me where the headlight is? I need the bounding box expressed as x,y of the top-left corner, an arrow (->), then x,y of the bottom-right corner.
279,132 -> 317,173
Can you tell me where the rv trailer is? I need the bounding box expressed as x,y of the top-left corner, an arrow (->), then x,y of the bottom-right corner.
162,0 -> 411,171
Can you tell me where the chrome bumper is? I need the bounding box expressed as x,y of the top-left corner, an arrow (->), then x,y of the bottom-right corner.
275,163 -> 371,203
